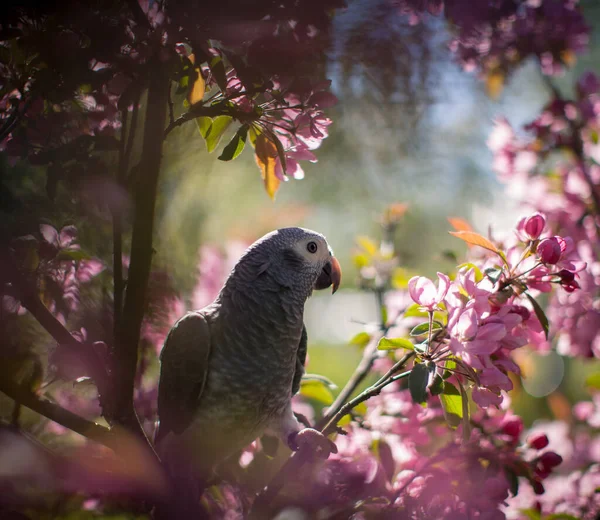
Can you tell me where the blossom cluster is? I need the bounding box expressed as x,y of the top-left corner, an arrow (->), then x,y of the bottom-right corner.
404,211 -> 584,408
389,0 -> 589,82
0,0 -> 340,199
488,73 -> 600,358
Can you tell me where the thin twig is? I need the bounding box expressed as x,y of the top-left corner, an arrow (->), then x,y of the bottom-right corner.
315,336 -> 380,431
322,368 -> 412,437
316,289 -> 392,431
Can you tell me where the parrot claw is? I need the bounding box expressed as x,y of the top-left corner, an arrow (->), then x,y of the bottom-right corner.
287,428 -> 338,459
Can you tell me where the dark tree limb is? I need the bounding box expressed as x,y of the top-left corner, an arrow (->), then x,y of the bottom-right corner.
117,61 -> 170,434
0,251 -> 110,398
0,378 -> 117,450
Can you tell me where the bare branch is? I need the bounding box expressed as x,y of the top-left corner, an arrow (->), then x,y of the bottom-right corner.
0,378 -> 117,450
118,62 -> 170,436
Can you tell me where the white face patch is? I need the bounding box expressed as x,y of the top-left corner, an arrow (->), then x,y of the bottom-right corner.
291,234 -> 331,267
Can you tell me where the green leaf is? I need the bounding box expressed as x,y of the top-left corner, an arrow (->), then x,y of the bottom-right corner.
209,56 -> 228,92
457,380 -> 471,440
414,343 -> 427,354
218,124 -> 248,161
299,379 -> 335,405
410,321 -> 443,337
439,381 -> 462,427
404,303 -> 427,318
585,372 -> 600,390
56,249 -> 91,261
456,263 -> 484,282
520,509 -> 542,520
380,305 -> 388,325
525,292 -> 549,340
371,438 -> 395,482
409,363 -> 432,404
377,337 -> 414,351
442,359 -> 456,379
337,401 -> 368,428
349,332 -> 371,348
484,267 -> 503,284
196,116 -> 212,139
546,515 -> 581,520
205,115 -> 233,153
301,373 -> 337,390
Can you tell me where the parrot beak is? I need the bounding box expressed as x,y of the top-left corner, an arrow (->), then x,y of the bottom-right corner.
315,256 -> 342,294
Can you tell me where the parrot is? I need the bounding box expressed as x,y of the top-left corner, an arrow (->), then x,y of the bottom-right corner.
154,227 -> 342,517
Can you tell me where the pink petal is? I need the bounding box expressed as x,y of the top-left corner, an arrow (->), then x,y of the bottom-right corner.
59,225 -> 78,248
476,323 -> 506,341
40,224 -> 59,246
435,272 -> 451,301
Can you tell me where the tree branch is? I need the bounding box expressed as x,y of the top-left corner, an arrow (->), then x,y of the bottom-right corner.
117,61 -> 170,434
0,378 -> 118,450
113,108 -> 129,344
0,250 -> 110,397
322,366 -> 412,436
315,336 -> 380,430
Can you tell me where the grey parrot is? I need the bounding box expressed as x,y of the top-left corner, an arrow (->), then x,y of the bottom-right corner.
154,227 -> 341,516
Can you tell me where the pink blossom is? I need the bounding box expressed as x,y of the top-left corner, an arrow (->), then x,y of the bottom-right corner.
537,237 -> 562,264
408,272 -> 451,311
523,212 -> 546,240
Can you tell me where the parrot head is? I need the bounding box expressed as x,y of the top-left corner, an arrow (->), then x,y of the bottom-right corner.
282,228 -> 342,294
229,227 -> 342,297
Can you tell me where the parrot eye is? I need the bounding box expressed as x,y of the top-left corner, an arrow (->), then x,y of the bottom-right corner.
306,241 -> 318,254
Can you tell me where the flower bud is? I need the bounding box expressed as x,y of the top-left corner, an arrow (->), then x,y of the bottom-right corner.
537,237 -> 561,264
527,433 -> 549,450
532,480 -> 545,495
502,417 -> 523,439
511,305 -> 531,321
524,213 -> 546,239
557,269 -> 575,283
539,451 -> 563,471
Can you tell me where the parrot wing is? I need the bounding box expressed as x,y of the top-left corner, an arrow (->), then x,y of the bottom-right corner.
155,311 -> 211,444
291,324 -> 308,396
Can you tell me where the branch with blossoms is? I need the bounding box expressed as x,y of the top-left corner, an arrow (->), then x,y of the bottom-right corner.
164,44 -> 336,199
252,206 -> 578,518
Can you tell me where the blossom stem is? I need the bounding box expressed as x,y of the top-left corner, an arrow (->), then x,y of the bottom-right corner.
322,365 -> 413,437
426,310 -> 434,355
